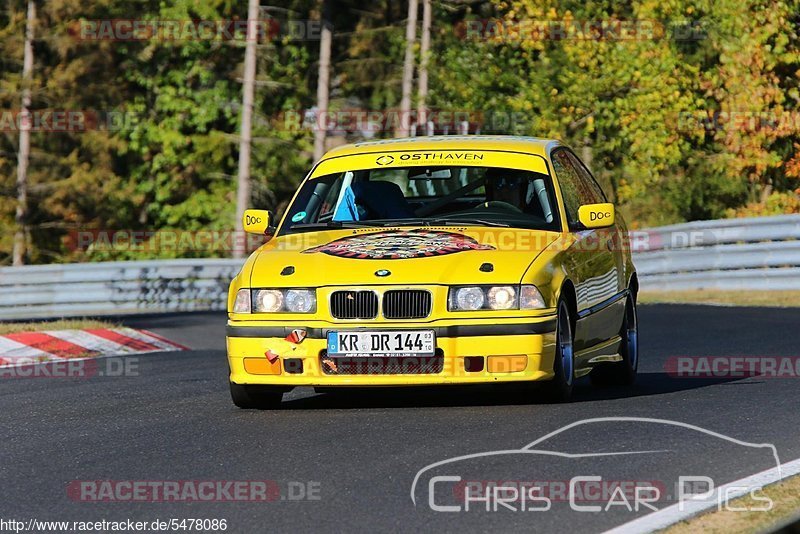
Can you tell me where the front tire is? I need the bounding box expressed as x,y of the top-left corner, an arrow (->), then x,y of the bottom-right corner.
540,299 -> 575,403
230,382 -> 283,409
591,294 -> 638,386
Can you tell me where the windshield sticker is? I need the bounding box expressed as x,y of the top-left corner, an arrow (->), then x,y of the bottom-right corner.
373,152 -> 485,166
291,211 -> 307,222
399,152 -> 483,162
302,230 -> 494,260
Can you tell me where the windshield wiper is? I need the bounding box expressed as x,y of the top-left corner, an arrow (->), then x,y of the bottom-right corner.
293,218 -> 511,230
385,218 -> 510,228
291,221 -> 385,230
433,218 -> 510,227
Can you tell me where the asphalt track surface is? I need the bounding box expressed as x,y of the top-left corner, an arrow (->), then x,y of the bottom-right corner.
2,304 -> 800,533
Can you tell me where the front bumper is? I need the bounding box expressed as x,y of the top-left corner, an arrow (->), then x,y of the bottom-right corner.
227,317 -> 557,386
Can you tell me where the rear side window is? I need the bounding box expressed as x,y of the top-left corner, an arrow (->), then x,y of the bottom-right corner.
567,152 -> 606,203
553,149 -> 607,227
551,150 -> 582,224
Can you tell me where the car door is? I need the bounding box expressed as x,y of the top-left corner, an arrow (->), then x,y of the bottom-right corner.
551,148 -> 622,355
567,151 -> 627,295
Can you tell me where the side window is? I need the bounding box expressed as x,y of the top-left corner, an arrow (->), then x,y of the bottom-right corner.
567,152 -> 606,203
551,150 -> 581,224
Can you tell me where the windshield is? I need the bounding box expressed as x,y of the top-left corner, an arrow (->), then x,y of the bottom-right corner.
279,165 -> 561,234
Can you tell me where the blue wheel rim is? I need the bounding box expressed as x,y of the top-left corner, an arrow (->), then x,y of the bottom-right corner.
627,302 -> 638,370
559,304 -> 574,386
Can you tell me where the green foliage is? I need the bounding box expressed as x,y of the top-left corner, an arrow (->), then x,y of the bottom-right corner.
0,0 -> 315,263
430,0 -> 800,227
1,0 -> 799,264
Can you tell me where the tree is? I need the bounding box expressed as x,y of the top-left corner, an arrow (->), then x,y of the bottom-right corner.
417,0 -> 432,134
2,0 -> 798,264
428,0 -> 799,225
396,0 -> 418,137
234,0 -> 261,259
12,0 -> 35,266
313,0 -> 333,160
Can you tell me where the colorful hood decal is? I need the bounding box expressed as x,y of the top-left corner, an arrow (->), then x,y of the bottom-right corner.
302,229 -> 494,260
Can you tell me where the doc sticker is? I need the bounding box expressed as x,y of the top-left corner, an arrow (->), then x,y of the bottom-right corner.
302,229 -> 494,260
291,211 -> 307,222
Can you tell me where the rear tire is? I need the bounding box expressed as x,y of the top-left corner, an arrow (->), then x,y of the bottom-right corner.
591,294 -> 638,386
540,299 -> 575,403
230,382 -> 283,410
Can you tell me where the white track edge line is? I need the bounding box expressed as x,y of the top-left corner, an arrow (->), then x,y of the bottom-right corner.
604,457 -> 800,533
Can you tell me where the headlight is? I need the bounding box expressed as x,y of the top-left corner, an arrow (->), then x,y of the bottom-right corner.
253,289 -> 283,312
284,289 -> 316,313
248,288 -> 316,313
487,286 -> 517,310
452,286 -> 485,311
233,288 -> 251,313
448,285 -> 546,311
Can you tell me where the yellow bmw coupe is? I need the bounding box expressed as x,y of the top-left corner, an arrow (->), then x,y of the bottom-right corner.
227,136 -> 638,408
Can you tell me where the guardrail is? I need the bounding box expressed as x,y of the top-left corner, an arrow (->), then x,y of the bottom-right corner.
0,258 -> 242,320
633,214 -> 800,291
0,214 -> 798,320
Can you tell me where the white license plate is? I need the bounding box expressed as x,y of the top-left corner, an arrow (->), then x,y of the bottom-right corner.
327,330 -> 435,357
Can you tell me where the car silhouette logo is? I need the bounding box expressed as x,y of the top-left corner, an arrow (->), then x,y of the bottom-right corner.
375,269 -> 391,277
376,155 -> 394,166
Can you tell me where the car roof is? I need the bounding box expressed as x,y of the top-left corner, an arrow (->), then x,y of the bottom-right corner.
321,135 -> 563,159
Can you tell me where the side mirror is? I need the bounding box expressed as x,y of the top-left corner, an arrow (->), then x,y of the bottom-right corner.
577,203 -> 615,229
242,209 -> 272,234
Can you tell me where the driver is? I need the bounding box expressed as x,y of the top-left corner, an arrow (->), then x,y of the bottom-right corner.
484,169 -> 529,212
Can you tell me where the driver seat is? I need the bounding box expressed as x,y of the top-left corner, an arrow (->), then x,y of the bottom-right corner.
351,181 -> 415,219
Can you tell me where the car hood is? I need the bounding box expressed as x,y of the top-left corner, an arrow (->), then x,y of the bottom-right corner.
249,227 -> 560,287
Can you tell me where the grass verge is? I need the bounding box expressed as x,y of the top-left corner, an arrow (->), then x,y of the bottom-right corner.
639,290 -> 800,308
663,474 -> 800,534
0,319 -> 118,335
